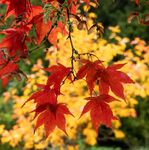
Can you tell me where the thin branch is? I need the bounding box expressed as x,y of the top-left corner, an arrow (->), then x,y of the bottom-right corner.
66,8 -> 77,80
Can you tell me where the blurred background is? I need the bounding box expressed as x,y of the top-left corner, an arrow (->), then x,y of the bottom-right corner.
0,0 -> 149,150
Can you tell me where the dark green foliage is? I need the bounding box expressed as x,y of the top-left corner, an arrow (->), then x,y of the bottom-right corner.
93,0 -> 149,41
0,97 -> 16,130
121,96 -> 149,148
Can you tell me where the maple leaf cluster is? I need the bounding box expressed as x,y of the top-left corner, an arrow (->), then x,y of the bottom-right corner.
0,0 -> 80,86
21,64 -> 72,137
77,60 -> 134,131
22,59 -> 134,137
0,0 -> 136,138
23,64 -> 73,137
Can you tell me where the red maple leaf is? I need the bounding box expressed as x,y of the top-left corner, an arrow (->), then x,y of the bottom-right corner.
29,13 -> 52,45
98,64 -> 134,99
2,0 -> 32,19
0,49 -> 20,86
76,59 -> 103,94
135,0 -> 140,5
30,12 -> 68,46
34,103 -> 73,137
44,63 -> 71,94
23,84 -> 57,107
0,61 -> 19,87
23,64 -> 71,106
48,22 -> 68,46
68,0 -> 78,14
0,61 -> 18,76
0,27 -> 30,58
26,5 -> 43,24
80,95 -> 118,131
